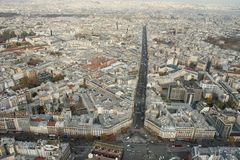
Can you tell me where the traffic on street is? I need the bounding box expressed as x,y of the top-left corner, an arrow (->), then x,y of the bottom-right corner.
132,25 -> 149,129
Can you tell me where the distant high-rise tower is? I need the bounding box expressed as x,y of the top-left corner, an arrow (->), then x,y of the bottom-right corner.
126,25 -> 129,34
174,28 -> 177,35
198,72 -> 205,82
205,58 -> 212,73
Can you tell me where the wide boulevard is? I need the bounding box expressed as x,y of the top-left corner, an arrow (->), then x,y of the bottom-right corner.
132,25 -> 148,129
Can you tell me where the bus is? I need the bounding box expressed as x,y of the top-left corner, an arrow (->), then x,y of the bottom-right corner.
48,134 -> 59,140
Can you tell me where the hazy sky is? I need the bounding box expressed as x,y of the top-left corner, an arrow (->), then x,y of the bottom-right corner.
1,0 -> 240,7
155,0 -> 240,5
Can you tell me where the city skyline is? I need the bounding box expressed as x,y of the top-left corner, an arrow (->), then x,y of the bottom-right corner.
1,0 -> 240,7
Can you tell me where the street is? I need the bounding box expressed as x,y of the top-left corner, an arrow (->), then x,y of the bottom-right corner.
132,25 -> 148,129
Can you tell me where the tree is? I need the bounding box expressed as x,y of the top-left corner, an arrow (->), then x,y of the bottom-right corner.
16,42 -> 22,46
50,106 -> 54,113
159,72 -> 168,76
100,133 -> 108,141
85,134 -> 94,141
29,30 -> 36,36
52,74 -> 65,82
121,127 -> 129,134
21,76 -> 40,89
49,51 -> 62,57
214,100 -> 225,110
32,92 -> 38,98
20,31 -> 28,38
189,62 -> 197,69
70,105 -> 77,114
228,136 -> 235,147
27,58 -> 43,66
38,105 -> 46,114
0,30 -> 16,43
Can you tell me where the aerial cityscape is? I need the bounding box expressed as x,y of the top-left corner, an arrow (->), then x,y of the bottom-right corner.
0,0 -> 240,160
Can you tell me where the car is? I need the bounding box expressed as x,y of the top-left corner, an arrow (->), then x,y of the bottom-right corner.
175,144 -> 183,147
127,144 -> 131,147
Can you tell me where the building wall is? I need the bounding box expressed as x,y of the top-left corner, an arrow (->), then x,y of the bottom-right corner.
47,126 -> 64,134
16,118 -> 30,132
29,126 -> 48,134
193,128 -> 215,139
15,142 -> 69,159
0,119 -> 7,131
200,82 -> 218,91
64,119 -> 132,136
169,87 -> 185,101
5,118 -> 17,131
15,146 -> 39,157
193,89 -> 203,102
144,120 -> 176,140
215,117 -> 233,138
175,127 -> 195,140
144,120 -> 215,140
168,86 -> 202,104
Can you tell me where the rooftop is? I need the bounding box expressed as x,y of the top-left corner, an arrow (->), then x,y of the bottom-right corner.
88,141 -> 124,160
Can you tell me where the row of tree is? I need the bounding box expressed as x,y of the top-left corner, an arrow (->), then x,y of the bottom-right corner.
0,30 -> 36,43
12,72 -> 65,91
27,58 -> 43,66
11,76 -> 40,91
0,30 -> 16,43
